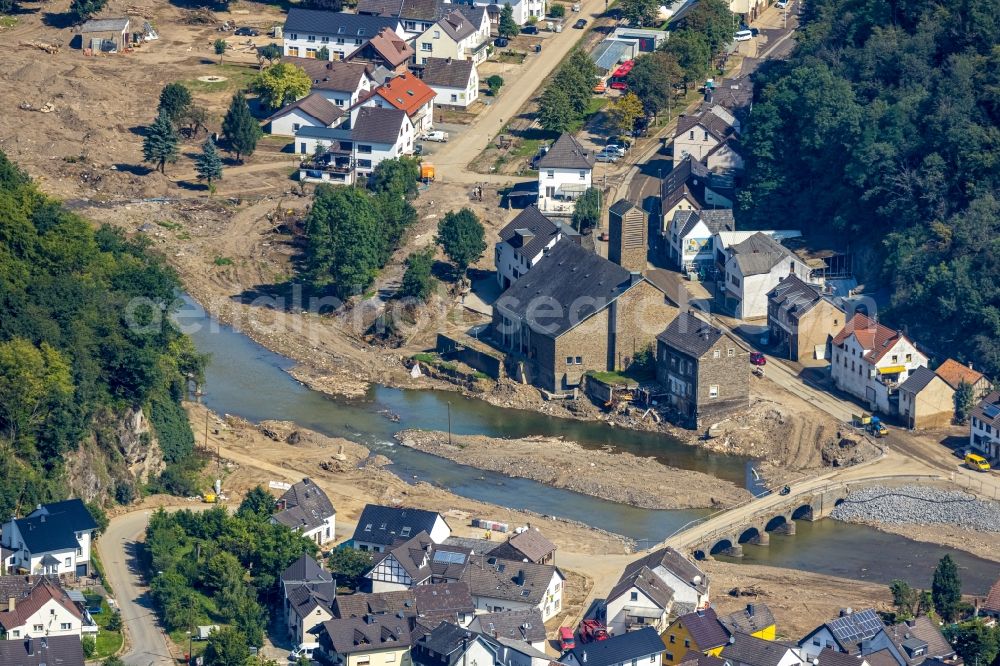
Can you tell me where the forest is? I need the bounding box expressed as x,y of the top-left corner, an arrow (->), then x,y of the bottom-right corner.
738,0 -> 1000,375
0,151 -> 203,517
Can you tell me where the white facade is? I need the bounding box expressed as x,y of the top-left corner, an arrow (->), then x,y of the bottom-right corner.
269,106 -> 340,137
538,167 -> 592,216
650,564 -> 707,610
668,217 -> 714,271
427,75 -> 479,108
416,13 -> 491,65
674,125 -> 723,163
605,587 -> 670,636
363,93 -> 434,134
284,23 -> 404,61
300,515 -> 337,546
724,253 -> 813,320
289,603 -> 332,645
562,646 -> 663,666
831,333 -> 928,414
970,415 -> 1000,461
314,77 -> 375,110
473,570 -> 563,622
296,109 -> 415,184
2,596 -> 84,639
0,523 -> 93,577
353,514 -> 450,553
444,0 -> 545,24
495,232 -> 563,289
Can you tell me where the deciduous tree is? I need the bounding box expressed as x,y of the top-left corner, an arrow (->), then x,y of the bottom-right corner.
572,187 -> 601,233
889,579 -> 917,619
400,247 -> 436,301
258,43 -> 283,66
237,485 -> 276,519
214,38 -> 227,64
945,621 -> 1000,666
142,111 -> 180,174
0,339 -> 73,450
487,75 -> 504,96
436,208 -> 486,275
620,0 -> 658,26
327,547 -> 375,590
538,85 -> 575,132
252,62 -> 312,109
305,185 -> 384,297
68,0 -> 107,23
204,627 -> 251,666
610,92 -> 643,134
661,29 -> 712,91
953,380 -> 974,424
625,51 -> 682,118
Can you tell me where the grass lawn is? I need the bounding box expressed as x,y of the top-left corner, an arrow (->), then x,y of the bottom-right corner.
511,138 -> 543,159
91,599 -> 124,659
568,97 -> 610,132
183,64 -> 258,94
0,15 -> 18,28
586,370 -> 639,386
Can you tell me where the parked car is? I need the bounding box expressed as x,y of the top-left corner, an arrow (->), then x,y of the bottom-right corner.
734,29 -> 753,41
750,352 -> 767,366
234,27 -> 260,36
573,18 -> 587,28
775,0 -> 789,7
966,452 -> 991,471
559,627 -> 576,651
494,36 -> 509,47
422,131 -> 449,142
522,24 -> 539,34
572,2 -> 581,10
605,144 -> 626,157
594,149 -> 619,163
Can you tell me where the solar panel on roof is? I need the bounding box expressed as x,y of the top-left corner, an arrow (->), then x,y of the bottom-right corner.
432,551 -> 466,565
984,404 -> 1000,419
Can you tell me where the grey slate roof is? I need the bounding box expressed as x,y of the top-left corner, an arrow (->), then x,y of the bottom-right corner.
465,554 -> 562,605
719,604 -> 776,637
273,478 -> 336,533
898,367 -> 940,396
619,546 -> 709,596
266,93 -> 344,128
728,232 -> 796,276
468,607 -> 546,644
352,504 -> 445,546
488,529 -> 556,563
334,589 -> 416,619
287,579 -> 337,619
721,632 -> 795,666
319,615 -> 411,655
414,621 -> 481,663
498,207 -> 562,261
767,274 -> 824,319
438,9 -> 480,41
607,564 -> 674,611
817,648 -> 864,666
421,57 -> 476,89
495,240 -> 638,339
79,17 -> 129,32
675,110 -> 738,142
677,608 -> 730,651
412,582 -> 475,618
971,390 -> 1000,429
888,617 -> 954,661
672,209 -> 735,239
562,627 -> 666,666
15,500 -> 97,555
351,106 -> 408,144
372,531 -> 471,583
283,57 -> 371,93
679,652 -> 731,666
537,134 -> 596,170
284,9 -> 399,39
358,0 -> 443,21
0,635 -> 85,666
282,555 -> 333,584
657,311 -> 724,360
660,155 -> 714,211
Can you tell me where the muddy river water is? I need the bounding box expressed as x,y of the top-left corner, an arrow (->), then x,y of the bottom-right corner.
178,297 -> 999,593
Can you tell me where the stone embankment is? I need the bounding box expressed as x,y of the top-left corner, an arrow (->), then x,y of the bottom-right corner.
831,485 -> 1000,532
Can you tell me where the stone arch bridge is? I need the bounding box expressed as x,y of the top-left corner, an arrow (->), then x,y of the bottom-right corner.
663,474 -> 947,560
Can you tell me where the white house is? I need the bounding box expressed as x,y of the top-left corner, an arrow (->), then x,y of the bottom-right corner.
721,231 -> 815,320
283,9 -> 404,61
286,57 -> 375,109
412,623 -> 501,666
364,532 -> 473,593
611,547 -> 709,615
537,134 -> 595,216
351,505 -> 451,553
421,57 -> 479,108
830,313 -> 929,415
665,209 -> 735,273
0,577 -> 86,639
445,0 -> 545,25
296,106 -> 415,184
271,478 -> 337,546
265,93 -> 345,137
362,72 -> 437,134
659,156 -> 733,230
560,627 -> 665,666
466,556 -> 564,621
721,633 -> 805,666
798,609 -> 905,664
415,8 -> 491,65
494,206 -> 578,289
673,106 -> 742,168
605,566 -> 674,635
970,391 -> 1000,462
0,500 -> 98,577
356,0 -> 442,40
279,555 -> 336,644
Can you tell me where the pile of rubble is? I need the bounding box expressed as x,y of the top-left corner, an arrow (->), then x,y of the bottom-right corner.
831,485 -> 1000,532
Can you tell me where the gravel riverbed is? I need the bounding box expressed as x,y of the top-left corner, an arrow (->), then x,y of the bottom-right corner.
831,485 -> 1000,532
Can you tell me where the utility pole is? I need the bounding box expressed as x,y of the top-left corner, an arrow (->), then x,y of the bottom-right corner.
447,401 -> 452,446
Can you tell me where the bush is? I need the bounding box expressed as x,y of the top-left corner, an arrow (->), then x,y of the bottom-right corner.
82,637 -> 97,658
107,611 -> 123,632
550,3 -> 565,16
487,75 -> 504,96
400,248 -> 436,301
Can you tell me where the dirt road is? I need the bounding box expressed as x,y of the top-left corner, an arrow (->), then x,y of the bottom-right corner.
98,511 -> 175,666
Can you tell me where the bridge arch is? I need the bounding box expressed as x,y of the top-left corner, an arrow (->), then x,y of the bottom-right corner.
792,504 -> 813,520
693,549 -> 707,561
765,515 -> 788,532
834,497 -> 847,507
710,538 -> 734,556
738,527 -> 761,544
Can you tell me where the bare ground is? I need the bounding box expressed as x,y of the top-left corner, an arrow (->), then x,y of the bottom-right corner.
395,429 -> 751,510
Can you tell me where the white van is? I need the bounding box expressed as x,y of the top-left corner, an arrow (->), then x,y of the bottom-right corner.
289,642 -> 319,661
735,29 -> 753,41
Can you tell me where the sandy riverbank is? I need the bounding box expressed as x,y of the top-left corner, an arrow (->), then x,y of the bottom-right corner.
396,429 -> 752,510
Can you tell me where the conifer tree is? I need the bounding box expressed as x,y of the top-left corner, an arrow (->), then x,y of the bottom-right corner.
221,92 -> 262,163
194,138 -> 224,192
142,110 -> 179,174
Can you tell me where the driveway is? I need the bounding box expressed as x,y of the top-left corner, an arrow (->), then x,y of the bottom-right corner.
99,510 -> 176,666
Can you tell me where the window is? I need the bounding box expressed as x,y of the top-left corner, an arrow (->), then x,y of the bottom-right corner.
892,355 -> 898,363
709,385 -> 719,398
434,30 -> 441,38
713,349 -> 720,358
575,356 -> 582,364
421,42 -> 432,51
288,33 -> 298,39
386,655 -> 397,663
669,636 -> 675,644
666,654 -> 674,663
34,624 -> 43,632
906,353 -> 912,362
307,34 -> 316,42
357,144 -> 372,154
293,123 -> 301,131
689,130 -> 694,140
335,99 -> 344,106
355,38 -> 362,45
630,591 -> 638,601
727,348 -> 735,357
288,46 -> 300,56
337,37 -> 345,45
632,660 -> 637,666
650,657 -> 655,663
65,557 -> 71,566
61,622 -> 72,630
566,356 -> 573,364
321,36 -> 330,42
400,527 -> 411,537
547,170 -> 554,179
579,170 -> 586,179
684,639 -> 691,648
358,159 -> 372,168
703,131 -> 709,141
451,94 -> 458,102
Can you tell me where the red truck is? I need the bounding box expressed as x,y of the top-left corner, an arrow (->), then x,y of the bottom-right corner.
579,619 -> 609,643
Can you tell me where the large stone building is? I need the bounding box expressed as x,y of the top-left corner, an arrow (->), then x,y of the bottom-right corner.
492,240 -> 677,393
655,311 -> 749,427
766,274 -> 845,365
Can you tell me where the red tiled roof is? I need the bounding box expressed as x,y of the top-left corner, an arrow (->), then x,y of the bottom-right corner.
375,73 -> 435,117
351,27 -> 415,68
831,313 -> 908,363
934,358 -> 986,390
984,577 -> 1000,613
0,578 -> 82,630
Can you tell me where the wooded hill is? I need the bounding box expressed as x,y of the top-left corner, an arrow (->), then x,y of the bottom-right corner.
0,152 -> 203,516
738,0 -> 1000,375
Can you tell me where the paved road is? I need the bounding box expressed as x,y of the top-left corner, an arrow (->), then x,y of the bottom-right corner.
430,0 -> 611,182
98,511 -> 175,666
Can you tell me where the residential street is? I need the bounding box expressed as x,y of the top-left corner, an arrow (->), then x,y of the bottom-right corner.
98,511 -> 176,666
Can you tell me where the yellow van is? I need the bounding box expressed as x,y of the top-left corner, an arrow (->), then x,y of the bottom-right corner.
965,453 -> 991,471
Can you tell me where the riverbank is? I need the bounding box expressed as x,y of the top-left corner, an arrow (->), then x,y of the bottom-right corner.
395,429 -> 752,510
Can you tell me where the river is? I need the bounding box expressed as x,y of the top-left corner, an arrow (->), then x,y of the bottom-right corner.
176,297 -> 1000,593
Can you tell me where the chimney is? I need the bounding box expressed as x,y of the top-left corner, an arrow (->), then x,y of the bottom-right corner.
968,361 -> 974,370
746,603 -> 755,617
629,271 -> 642,286
583,651 -> 588,663
515,570 -> 525,586
7,597 -> 14,612
905,619 -> 916,628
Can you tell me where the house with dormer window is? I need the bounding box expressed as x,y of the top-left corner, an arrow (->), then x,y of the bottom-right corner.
283,9 -> 404,61
351,505 -> 451,553
0,500 -> 98,577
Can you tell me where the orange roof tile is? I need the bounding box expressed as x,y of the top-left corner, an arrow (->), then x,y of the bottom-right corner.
934,358 -> 986,390
0,578 -> 82,631
984,577 -> 1000,613
831,313 -> 909,363
375,73 -> 436,117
